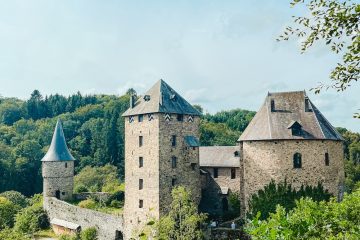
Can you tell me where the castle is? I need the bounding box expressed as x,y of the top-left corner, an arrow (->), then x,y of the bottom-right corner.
41,80 -> 345,240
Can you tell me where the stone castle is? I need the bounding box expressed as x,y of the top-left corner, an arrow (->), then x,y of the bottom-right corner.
41,80 -> 345,240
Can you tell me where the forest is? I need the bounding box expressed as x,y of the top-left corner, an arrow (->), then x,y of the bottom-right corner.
0,89 -> 258,197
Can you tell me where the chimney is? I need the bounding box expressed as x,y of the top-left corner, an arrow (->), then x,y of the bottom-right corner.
130,95 -> 136,108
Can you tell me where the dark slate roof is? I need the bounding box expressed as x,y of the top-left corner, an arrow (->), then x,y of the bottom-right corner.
199,146 -> 240,167
238,91 -> 343,141
41,119 -> 75,162
122,79 -> 201,116
184,136 -> 200,147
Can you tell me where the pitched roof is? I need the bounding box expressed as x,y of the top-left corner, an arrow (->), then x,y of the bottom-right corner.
238,91 -> 343,141
199,146 -> 240,167
122,79 -> 201,116
41,119 -> 75,162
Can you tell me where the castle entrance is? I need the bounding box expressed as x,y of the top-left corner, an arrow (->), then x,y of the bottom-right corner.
55,190 -> 60,199
115,230 -> 123,240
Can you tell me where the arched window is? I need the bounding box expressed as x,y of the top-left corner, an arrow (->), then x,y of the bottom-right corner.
293,152 -> 302,169
325,153 -> 329,166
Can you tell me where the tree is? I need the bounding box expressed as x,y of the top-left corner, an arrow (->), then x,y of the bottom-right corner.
0,197 -> 21,229
0,228 -> 31,240
157,186 -> 207,240
245,188 -> 360,239
279,0 -> 359,95
0,191 -> 28,208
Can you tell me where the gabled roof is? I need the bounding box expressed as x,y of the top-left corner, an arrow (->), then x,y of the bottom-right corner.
199,146 -> 240,167
122,79 -> 201,116
41,119 -> 75,162
238,91 -> 343,141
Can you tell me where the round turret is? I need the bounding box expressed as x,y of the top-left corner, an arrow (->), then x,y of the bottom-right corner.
42,119 -> 75,201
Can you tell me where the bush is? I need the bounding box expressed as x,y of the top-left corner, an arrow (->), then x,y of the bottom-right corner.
0,197 -> 21,229
0,191 -> 28,208
0,228 -> 31,240
248,180 -> 331,220
14,203 -> 49,234
81,227 -> 98,240
109,200 -> 122,208
245,188 -> 360,239
74,184 -> 89,193
78,199 -> 97,209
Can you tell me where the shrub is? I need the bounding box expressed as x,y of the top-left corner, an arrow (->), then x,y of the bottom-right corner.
14,203 -> 49,234
81,227 -> 98,240
0,197 -> 21,229
245,188 -> 360,239
0,228 -> 31,240
78,199 -> 97,209
74,184 -> 89,193
110,200 -> 122,208
248,180 -> 331,220
0,191 -> 28,208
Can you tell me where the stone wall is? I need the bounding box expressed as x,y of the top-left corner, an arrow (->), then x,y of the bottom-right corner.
123,114 -> 160,238
202,167 -> 240,193
42,161 -> 74,201
44,197 -> 124,240
158,114 -> 201,215
240,139 -> 345,213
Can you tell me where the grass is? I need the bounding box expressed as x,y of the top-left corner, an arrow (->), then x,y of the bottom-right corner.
34,228 -> 57,238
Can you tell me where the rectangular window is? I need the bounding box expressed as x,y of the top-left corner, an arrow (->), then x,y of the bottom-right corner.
171,135 -> 176,147
191,163 -> 196,170
271,99 -> 275,112
172,156 -> 177,168
172,178 -> 176,186
138,114 -> 143,122
139,179 -> 143,190
139,199 -> 143,208
177,114 -> 183,122
231,168 -> 236,179
139,157 -> 143,168
213,168 -> 218,178
139,136 -> 143,147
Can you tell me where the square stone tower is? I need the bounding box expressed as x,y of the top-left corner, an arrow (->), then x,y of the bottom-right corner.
122,79 -> 201,238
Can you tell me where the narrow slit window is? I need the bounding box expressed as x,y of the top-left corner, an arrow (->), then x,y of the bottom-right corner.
325,153 -> 330,166
172,178 -> 176,187
139,199 -> 143,208
271,99 -> 275,112
213,168 -> 218,178
139,136 -> 143,147
139,157 -> 143,168
65,163 -> 67,168
138,114 -> 143,122
171,156 -> 177,168
231,168 -> 236,179
139,179 -> 143,190
293,153 -> 302,169
171,135 -> 176,147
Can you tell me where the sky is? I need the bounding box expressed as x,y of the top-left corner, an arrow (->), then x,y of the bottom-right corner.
0,0 -> 359,132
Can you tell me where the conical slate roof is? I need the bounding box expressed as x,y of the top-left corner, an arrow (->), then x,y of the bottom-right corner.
41,119 -> 75,162
238,91 -> 343,141
122,79 -> 201,116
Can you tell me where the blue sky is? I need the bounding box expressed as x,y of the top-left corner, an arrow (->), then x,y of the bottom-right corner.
0,0 -> 359,131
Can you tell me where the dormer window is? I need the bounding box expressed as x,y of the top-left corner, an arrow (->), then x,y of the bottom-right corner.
288,121 -> 302,136
143,95 -> 151,101
170,93 -> 177,101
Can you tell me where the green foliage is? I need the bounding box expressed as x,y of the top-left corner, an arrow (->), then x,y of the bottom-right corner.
80,227 -> 98,240
0,228 -> 31,240
74,165 -> 123,193
157,186 -> 207,240
225,191 -> 241,220
14,201 -> 49,235
78,199 -> 97,210
74,184 -> 89,193
0,191 -> 28,208
0,197 -> 21,229
248,180 -> 331,220
246,188 -> 360,239
279,0 -> 359,94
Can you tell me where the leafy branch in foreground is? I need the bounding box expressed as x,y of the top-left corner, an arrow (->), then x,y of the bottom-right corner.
278,0 -> 359,93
